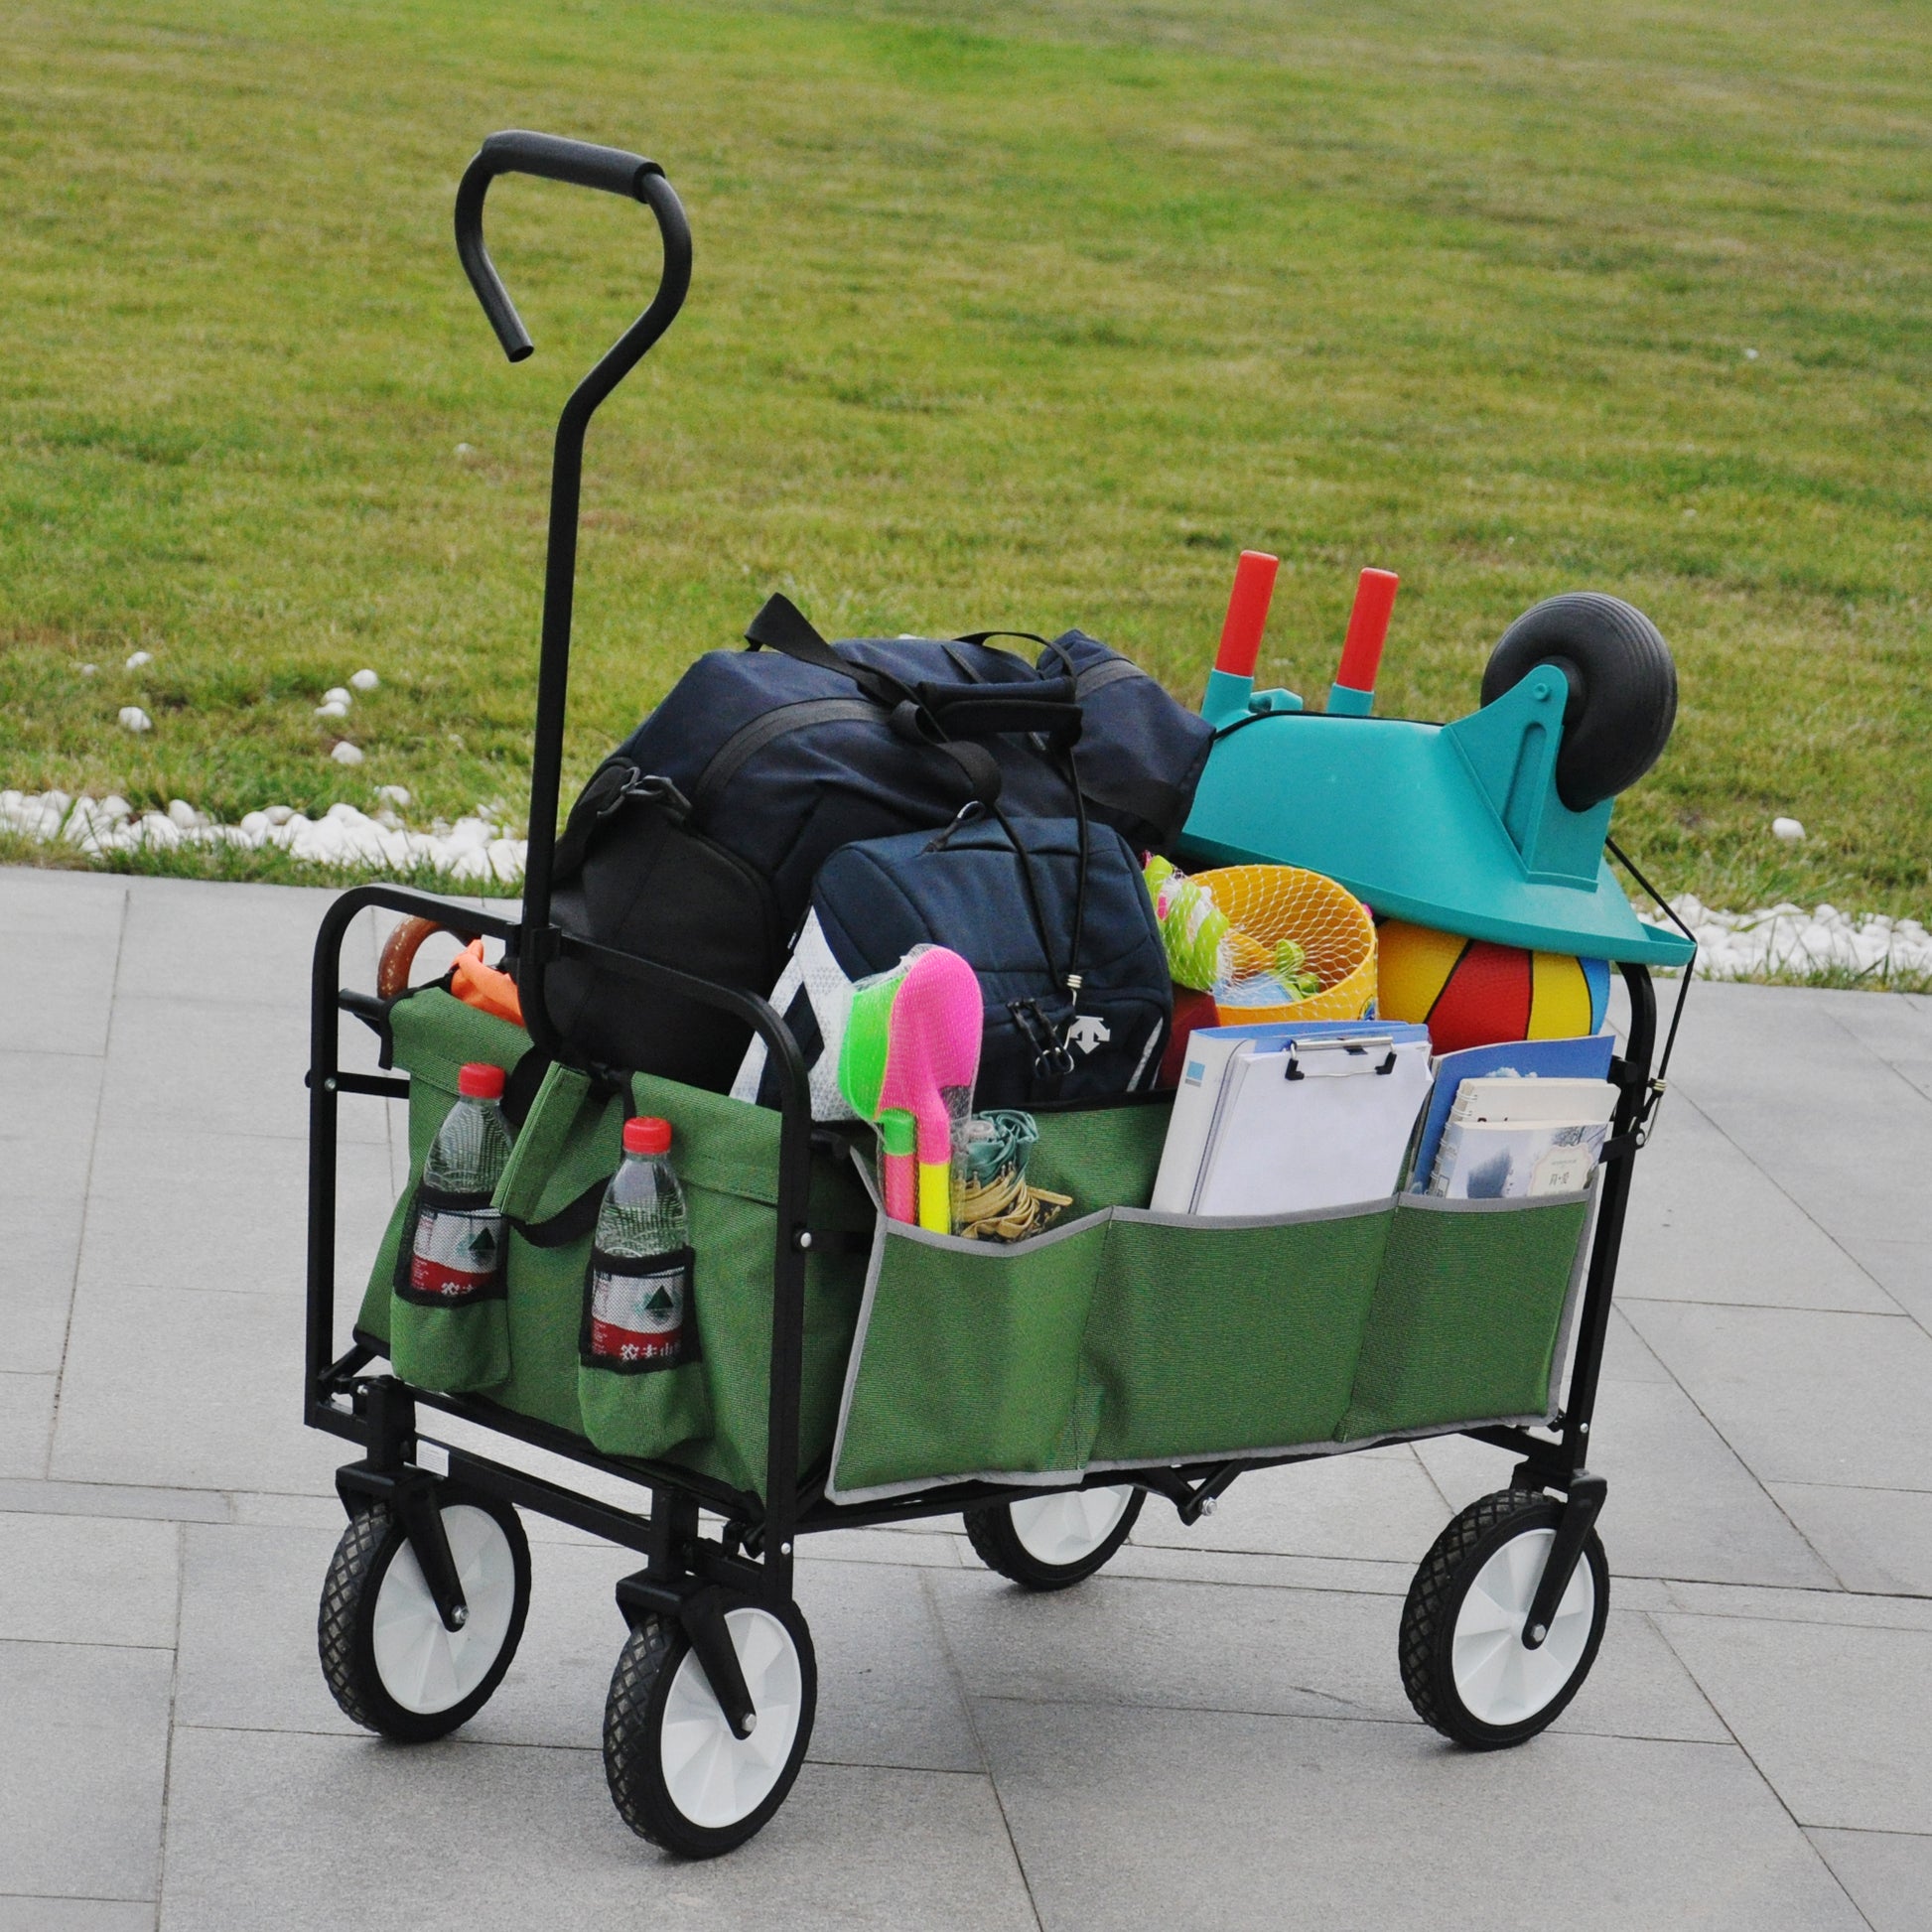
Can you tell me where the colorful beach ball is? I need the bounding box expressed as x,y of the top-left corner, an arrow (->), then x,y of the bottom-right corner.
1376,919 -> 1609,1054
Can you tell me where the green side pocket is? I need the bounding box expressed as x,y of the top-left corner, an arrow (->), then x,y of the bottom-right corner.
1340,1191 -> 1593,1441
577,1241 -> 713,1460
832,1214 -> 1111,1496
1084,1204 -> 1393,1463
389,1185 -> 511,1394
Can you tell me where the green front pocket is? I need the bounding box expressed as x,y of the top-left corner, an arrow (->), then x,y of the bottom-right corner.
577,1242 -> 713,1460
1085,1204 -> 1394,1463
1340,1191 -> 1593,1441
832,1214 -> 1112,1496
389,1185 -> 511,1394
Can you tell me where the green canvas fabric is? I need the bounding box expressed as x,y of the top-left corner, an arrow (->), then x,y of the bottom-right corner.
1339,1193 -> 1592,1440
355,987 -> 872,1501
1085,1205 -> 1394,1463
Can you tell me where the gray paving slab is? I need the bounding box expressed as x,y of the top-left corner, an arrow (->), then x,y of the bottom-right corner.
0,1639 -> 172,1903
1844,1235 -> 1932,1335
73,1125 -> 393,1299
1413,1375 -> 1839,1587
1658,1612 -> 1932,1834
1767,1482 -> 1932,1597
97,995 -> 384,1146
0,1512 -> 179,1647
1125,1447 -> 1453,1565
1624,1302 -> 1932,1492
0,1373 -> 55,1478
1618,1093 -> 1899,1313
1657,1579 -> 1932,1633
0,1052 -> 101,1374
115,879 -> 358,1009
0,1900 -> 155,1931
975,1700 -> 1863,1932
929,1566 -> 1726,1744
0,1477 -> 229,1523
0,868 -> 128,930
1664,984 -> 1932,1249
158,1727 -> 1036,1932
51,1279 -> 343,1494
1805,1829 -> 1932,1932
0,929 -> 120,1057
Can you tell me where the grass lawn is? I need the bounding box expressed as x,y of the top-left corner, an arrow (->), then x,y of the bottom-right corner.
2,0 -> 1928,915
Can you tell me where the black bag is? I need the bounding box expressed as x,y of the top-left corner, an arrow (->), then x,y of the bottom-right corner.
734,816 -> 1172,1112
543,595 -> 1211,1088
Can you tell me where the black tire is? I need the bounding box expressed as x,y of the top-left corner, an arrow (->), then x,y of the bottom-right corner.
318,1490 -> 531,1743
1481,593 -> 1677,810
604,1597 -> 817,1859
1400,1488 -> 1609,1749
963,1485 -> 1145,1591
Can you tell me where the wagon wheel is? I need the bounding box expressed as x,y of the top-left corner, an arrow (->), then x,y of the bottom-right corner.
964,1484 -> 1144,1590
604,1596 -> 817,1859
319,1489 -> 531,1743
1400,1488 -> 1608,1748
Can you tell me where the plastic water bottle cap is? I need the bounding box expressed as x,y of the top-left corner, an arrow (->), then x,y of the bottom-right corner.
458,1063 -> 505,1100
623,1116 -> 672,1157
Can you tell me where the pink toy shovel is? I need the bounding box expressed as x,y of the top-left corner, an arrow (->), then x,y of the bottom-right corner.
883,947 -> 983,1232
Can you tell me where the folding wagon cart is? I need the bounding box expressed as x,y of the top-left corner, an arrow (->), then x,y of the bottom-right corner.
305,132 -> 1696,1857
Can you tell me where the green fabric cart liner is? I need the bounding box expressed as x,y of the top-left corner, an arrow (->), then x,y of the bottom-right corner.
356,988 -> 872,1500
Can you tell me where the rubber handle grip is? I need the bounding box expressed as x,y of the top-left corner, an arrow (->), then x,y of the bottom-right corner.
1214,550 -> 1280,678
474,130 -> 658,200
1336,568 -> 1399,693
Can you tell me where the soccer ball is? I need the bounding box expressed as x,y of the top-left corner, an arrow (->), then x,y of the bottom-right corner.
1376,918 -> 1609,1054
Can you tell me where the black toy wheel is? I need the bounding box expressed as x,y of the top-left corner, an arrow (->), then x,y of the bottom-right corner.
318,1490 -> 531,1743
964,1484 -> 1144,1590
1481,592 -> 1677,810
1400,1488 -> 1608,1748
604,1597 -> 817,1858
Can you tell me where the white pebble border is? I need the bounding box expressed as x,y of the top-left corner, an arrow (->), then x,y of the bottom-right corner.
2,789 -> 1927,981
1639,895 -> 1932,981
0,788 -> 525,887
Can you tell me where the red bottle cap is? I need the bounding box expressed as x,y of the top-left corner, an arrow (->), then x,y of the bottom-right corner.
623,1116 -> 672,1157
458,1063 -> 505,1100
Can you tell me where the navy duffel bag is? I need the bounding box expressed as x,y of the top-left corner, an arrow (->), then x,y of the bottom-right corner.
542,593 -> 1210,1089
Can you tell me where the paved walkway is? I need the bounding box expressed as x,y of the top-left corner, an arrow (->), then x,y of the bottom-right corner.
2,867 -> 1929,1931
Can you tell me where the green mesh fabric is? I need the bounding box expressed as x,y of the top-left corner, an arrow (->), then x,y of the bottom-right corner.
1339,1194 -> 1591,1440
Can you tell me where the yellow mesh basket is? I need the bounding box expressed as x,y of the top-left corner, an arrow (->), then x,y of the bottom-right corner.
1193,865 -> 1377,1026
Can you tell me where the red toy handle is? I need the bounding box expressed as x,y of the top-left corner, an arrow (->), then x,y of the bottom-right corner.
1213,550 -> 1280,678
1336,568 -> 1399,693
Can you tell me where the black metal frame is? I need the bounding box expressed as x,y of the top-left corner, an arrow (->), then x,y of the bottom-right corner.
304,128 -> 1675,1720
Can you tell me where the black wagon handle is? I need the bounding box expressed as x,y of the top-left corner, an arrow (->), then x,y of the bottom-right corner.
455,130 -> 687,362
449,130 -> 691,989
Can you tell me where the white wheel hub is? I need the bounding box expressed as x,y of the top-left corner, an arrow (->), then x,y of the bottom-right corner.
370,1504 -> 519,1715
1010,1486 -> 1135,1569
661,1608 -> 803,1829
1451,1525 -> 1594,1726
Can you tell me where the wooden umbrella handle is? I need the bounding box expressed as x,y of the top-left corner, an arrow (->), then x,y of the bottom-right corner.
377,915 -> 454,1000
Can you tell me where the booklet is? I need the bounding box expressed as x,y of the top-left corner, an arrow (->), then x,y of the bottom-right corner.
1426,1074 -> 1617,1199
1408,1033 -> 1616,1192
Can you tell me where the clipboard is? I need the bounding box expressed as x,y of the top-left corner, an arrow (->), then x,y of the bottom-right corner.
1180,1027 -> 1434,1217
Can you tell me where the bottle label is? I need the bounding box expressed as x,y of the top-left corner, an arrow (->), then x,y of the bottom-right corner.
581,1246 -> 699,1372
397,1188 -> 506,1306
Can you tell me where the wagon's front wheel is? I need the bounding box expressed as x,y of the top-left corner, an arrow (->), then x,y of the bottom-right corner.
604,1598 -> 816,1858
964,1484 -> 1144,1590
1400,1488 -> 1608,1748
318,1489 -> 530,1743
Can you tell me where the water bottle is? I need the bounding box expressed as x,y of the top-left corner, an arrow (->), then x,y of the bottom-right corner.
409,1062 -> 513,1299
588,1117 -> 693,1365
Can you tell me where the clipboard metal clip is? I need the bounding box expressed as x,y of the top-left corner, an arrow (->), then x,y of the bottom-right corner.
1282,1034 -> 1400,1081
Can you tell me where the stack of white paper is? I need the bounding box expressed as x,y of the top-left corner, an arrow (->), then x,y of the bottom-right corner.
1426,1075 -> 1617,1200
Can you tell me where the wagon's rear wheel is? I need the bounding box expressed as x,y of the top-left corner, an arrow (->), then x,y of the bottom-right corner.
318,1489 -> 530,1743
964,1484 -> 1144,1591
604,1597 -> 816,1859
1400,1488 -> 1608,1748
